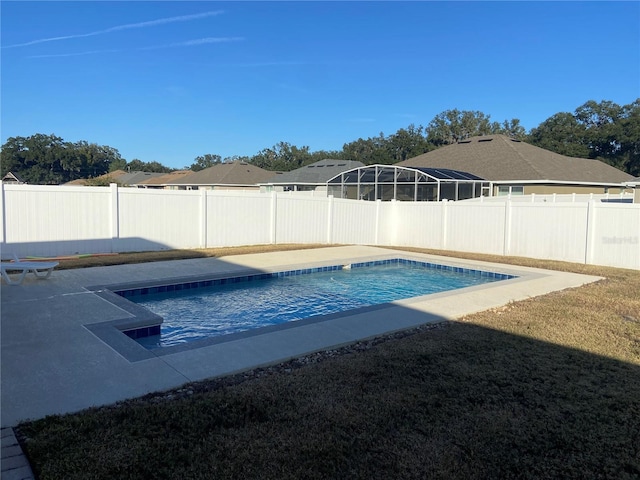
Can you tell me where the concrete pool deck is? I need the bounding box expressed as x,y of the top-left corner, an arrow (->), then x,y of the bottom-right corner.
1,246 -> 602,429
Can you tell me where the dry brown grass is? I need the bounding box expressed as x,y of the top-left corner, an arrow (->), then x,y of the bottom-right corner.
54,244 -> 328,270
16,245 -> 640,479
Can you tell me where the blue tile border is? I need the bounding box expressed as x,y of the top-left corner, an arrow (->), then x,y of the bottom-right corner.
113,259 -> 514,300
349,258 -> 515,281
114,264 -> 345,299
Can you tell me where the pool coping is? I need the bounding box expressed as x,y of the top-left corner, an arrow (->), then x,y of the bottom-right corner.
1,246 -> 603,427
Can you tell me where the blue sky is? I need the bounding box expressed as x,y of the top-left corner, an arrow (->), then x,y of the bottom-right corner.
2,1 -> 639,170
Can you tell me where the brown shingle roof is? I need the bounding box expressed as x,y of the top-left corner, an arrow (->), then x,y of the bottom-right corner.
63,170 -> 128,186
397,135 -> 634,183
168,162 -> 278,186
137,170 -> 192,185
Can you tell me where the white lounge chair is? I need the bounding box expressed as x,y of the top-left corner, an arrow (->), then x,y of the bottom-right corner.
1,253 -> 59,286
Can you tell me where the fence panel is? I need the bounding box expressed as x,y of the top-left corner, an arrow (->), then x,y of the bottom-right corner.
508,203 -> 589,263
331,198 -> 380,245
445,202 -> 507,255
206,192 -> 272,247
2,185 -> 112,257
589,203 -> 640,269
392,202 -> 444,249
117,189 -> 202,252
275,195 -> 330,244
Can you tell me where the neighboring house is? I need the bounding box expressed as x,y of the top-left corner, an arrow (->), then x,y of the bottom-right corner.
261,159 -> 365,193
115,171 -> 166,186
134,170 -> 192,189
64,170 -> 126,186
2,172 -> 26,184
166,161 -> 278,190
396,134 -> 635,196
65,170 -> 166,187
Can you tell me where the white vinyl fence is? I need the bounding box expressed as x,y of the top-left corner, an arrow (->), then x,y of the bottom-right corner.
1,184 -> 638,270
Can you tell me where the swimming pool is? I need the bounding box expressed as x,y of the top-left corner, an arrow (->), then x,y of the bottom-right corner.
117,258 -> 515,349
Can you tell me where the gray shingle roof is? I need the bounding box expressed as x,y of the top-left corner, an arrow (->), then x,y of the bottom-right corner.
168,162 -> 278,186
266,159 -> 365,185
397,135 -> 634,184
117,171 -> 166,185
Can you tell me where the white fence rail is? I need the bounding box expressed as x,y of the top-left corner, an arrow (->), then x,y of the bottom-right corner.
1,184 -> 638,269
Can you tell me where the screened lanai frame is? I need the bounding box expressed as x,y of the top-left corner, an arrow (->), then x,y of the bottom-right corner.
326,165 -> 490,202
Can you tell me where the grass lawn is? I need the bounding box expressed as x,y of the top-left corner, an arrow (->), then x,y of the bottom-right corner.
15,246 -> 640,479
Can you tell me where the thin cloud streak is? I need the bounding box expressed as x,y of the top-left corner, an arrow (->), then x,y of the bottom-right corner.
26,37 -> 242,58
28,49 -> 121,59
230,61 -> 314,68
141,37 -> 244,49
4,10 -> 224,48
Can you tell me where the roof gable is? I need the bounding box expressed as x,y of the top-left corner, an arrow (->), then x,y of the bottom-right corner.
2,171 -> 26,183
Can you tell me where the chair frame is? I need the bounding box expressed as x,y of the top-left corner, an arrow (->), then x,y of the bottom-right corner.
1,253 -> 59,286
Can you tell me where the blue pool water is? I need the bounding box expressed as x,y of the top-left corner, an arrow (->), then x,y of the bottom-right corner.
122,259 -> 513,349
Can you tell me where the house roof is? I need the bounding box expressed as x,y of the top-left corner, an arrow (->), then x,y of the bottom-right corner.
2,171 -> 26,183
396,134 -> 635,184
136,170 -> 192,186
167,161 -> 278,186
64,170 -> 127,186
265,159 -> 365,185
117,171 -> 166,185
64,170 -> 166,186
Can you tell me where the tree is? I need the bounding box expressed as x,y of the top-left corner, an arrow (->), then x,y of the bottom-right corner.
249,142 -> 313,171
499,119 -> 527,140
527,112 -> 590,158
188,154 -> 222,172
575,100 -> 624,162
74,141 -> 123,178
307,149 -> 346,164
618,99 -> 640,176
109,157 -> 127,172
223,155 -> 251,163
342,133 -> 393,165
125,159 -> 172,173
385,124 -> 432,162
426,110 -> 500,146
0,134 -> 126,184
528,99 -> 640,174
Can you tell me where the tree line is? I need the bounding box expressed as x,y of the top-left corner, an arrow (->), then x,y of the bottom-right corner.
2,99 -> 638,185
